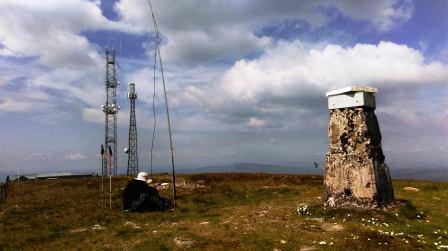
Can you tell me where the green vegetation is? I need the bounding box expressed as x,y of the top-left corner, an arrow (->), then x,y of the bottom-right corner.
0,173 -> 447,250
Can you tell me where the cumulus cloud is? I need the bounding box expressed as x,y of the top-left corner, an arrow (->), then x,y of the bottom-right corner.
114,0 -> 414,64
0,0 -> 136,115
0,0 -> 130,67
0,0 -> 418,116
185,40 -> 448,127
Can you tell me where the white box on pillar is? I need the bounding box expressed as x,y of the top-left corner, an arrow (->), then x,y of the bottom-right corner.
326,86 -> 377,109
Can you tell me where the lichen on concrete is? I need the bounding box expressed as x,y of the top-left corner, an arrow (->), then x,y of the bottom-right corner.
324,107 -> 394,208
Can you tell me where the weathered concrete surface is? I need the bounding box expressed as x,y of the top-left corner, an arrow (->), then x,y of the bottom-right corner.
324,107 -> 394,208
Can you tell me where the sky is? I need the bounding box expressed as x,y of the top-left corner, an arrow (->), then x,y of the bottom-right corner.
0,0 -> 447,175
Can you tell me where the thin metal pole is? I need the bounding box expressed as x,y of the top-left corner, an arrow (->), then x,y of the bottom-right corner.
109,173 -> 112,210
150,38 -> 157,179
108,146 -> 113,210
102,157 -> 104,211
101,145 -> 104,212
145,0 -> 177,214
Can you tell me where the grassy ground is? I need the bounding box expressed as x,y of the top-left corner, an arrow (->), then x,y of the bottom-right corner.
0,173 -> 447,250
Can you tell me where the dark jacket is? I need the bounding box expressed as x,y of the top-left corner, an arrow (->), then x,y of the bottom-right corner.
122,179 -> 159,211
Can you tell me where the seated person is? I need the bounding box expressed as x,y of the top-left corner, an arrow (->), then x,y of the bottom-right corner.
122,172 -> 171,212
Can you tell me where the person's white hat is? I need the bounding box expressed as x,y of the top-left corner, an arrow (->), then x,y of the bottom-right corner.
135,172 -> 149,182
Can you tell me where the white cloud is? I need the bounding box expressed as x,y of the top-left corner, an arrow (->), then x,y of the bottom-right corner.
0,0 -> 130,68
65,153 -> 86,161
0,0 -> 135,115
115,0 -> 414,64
185,40 -> 448,127
0,0 -> 418,117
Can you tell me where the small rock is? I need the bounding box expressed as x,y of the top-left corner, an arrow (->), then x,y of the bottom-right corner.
92,224 -> 106,231
199,222 -> 210,225
258,210 -> 268,217
280,240 -> 287,244
124,221 -> 141,229
321,223 -> 344,232
403,187 -> 419,192
173,237 -> 194,248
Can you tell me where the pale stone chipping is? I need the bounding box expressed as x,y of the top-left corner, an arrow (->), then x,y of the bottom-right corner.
324,107 -> 394,208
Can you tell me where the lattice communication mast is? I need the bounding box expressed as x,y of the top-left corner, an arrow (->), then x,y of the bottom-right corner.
102,48 -> 119,176
127,83 -> 139,176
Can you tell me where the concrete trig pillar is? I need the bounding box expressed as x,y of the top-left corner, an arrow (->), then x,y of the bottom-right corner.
324,86 -> 394,208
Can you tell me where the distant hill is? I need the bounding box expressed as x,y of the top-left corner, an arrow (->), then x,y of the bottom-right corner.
179,163 -> 322,175
179,163 -> 447,182
391,168 -> 448,182
2,164 -> 446,182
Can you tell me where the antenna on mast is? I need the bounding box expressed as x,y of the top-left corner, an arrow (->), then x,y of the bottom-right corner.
126,83 -> 139,176
102,48 -> 119,177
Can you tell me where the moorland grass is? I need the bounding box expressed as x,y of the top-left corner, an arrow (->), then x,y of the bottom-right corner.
0,173 -> 447,250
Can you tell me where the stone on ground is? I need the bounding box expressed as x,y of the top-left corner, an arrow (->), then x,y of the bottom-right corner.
124,221 -> 141,229
173,237 -> 194,248
403,187 -> 420,192
321,223 -> 344,232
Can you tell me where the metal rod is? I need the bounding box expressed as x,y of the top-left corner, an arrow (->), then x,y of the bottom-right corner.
101,145 -> 104,212
109,173 -> 112,210
145,0 -> 177,215
108,146 -> 112,210
150,37 -> 157,179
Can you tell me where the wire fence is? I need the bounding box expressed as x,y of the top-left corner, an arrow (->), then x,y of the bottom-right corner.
0,176 -> 10,203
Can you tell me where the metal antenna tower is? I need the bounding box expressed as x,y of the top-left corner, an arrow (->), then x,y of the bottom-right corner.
102,48 -> 119,176
127,83 -> 139,176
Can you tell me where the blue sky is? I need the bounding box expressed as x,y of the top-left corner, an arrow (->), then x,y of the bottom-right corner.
0,0 -> 447,175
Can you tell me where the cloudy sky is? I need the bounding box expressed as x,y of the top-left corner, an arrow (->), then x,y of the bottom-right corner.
0,0 -> 447,175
